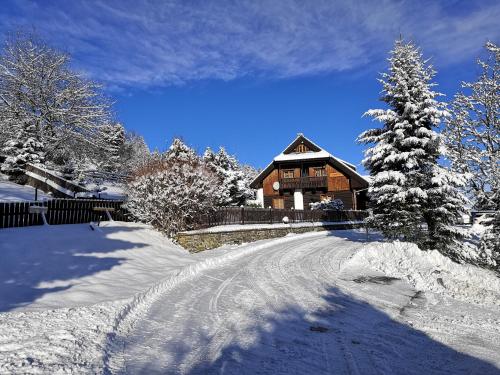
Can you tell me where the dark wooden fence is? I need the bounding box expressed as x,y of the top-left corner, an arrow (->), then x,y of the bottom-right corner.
0,199 -> 128,229
200,207 -> 368,228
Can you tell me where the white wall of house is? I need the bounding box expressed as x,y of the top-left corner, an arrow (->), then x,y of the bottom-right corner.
294,189 -> 304,210
256,188 -> 264,207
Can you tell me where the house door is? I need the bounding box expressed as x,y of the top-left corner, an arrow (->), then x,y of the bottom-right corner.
272,198 -> 284,209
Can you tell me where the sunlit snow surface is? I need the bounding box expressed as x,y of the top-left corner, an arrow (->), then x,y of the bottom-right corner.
0,226 -> 499,374
0,176 -> 50,202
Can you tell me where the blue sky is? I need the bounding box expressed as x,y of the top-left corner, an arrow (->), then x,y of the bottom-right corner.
1,0 -> 499,172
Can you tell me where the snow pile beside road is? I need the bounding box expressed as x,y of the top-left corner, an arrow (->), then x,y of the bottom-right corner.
346,241 -> 500,306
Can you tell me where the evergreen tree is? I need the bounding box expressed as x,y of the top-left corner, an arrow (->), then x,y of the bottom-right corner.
101,123 -> 126,172
121,131 -> 150,172
165,138 -> 199,164
203,146 -> 253,206
444,42 -> 499,210
1,122 -> 44,181
359,38 -> 466,252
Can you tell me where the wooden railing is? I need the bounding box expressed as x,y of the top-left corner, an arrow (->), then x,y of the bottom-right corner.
25,164 -> 90,197
200,207 -> 368,228
0,199 -> 129,229
279,176 -> 327,190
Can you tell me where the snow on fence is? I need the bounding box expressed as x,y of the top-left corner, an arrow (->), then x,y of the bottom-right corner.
0,199 -> 129,229
199,207 -> 368,228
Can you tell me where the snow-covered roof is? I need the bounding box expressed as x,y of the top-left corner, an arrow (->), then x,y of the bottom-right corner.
274,150 -> 331,162
250,134 -> 370,188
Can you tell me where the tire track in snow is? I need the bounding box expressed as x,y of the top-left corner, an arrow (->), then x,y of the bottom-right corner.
115,233 -> 365,374
104,231 -> 331,373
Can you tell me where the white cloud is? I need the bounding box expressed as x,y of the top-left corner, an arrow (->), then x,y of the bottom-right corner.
1,0 -> 498,88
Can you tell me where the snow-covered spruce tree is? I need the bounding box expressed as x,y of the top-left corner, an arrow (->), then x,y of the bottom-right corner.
125,157 -> 218,236
240,164 -> 259,203
1,122 -> 45,181
478,203 -> 500,270
120,131 -> 150,172
0,32 -> 112,176
100,123 -> 126,172
203,147 -> 255,206
444,42 -> 499,210
358,38 -> 467,253
165,138 -> 199,164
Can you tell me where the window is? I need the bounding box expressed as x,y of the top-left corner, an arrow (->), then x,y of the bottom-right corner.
314,167 -> 326,177
273,198 -> 285,209
283,169 -> 294,179
295,144 -> 308,153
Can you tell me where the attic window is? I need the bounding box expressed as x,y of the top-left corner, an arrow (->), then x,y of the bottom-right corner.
294,144 -> 309,153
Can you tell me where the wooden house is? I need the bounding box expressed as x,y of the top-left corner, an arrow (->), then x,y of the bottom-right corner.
250,134 -> 369,210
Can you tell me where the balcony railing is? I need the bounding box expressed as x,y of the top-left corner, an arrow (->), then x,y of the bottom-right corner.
279,176 -> 327,190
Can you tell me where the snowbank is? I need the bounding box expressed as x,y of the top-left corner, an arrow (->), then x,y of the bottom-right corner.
345,241 -> 500,306
183,221 -> 364,234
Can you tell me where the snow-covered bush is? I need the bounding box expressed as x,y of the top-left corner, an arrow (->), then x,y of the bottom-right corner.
310,198 -> 344,211
125,155 -> 219,236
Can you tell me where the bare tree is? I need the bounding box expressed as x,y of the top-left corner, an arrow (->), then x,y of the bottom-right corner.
0,31 -> 113,176
444,42 -> 499,210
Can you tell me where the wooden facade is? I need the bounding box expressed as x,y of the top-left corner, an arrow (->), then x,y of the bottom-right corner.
251,134 -> 369,210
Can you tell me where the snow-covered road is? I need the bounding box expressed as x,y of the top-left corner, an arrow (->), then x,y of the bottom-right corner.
109,232 -> 500,374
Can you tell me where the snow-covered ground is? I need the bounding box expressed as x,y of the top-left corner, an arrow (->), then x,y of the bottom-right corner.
0,174 -> 50,202
83,182 -> 127,200
0,227 -> 499,374
0,221 -> 195,311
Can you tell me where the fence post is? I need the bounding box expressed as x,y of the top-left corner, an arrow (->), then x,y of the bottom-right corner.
241,205 -> 245,225
269,207 -> 272,224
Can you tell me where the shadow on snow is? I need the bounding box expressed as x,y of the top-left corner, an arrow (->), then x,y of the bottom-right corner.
0,223 -> 149,312
120,285 -> 499,375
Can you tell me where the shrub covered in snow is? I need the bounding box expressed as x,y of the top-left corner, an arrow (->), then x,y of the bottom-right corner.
310,198 -> 344,211
125,145 -> 219,236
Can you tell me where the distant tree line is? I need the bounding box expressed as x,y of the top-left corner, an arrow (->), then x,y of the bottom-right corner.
125,138 -> 258,236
